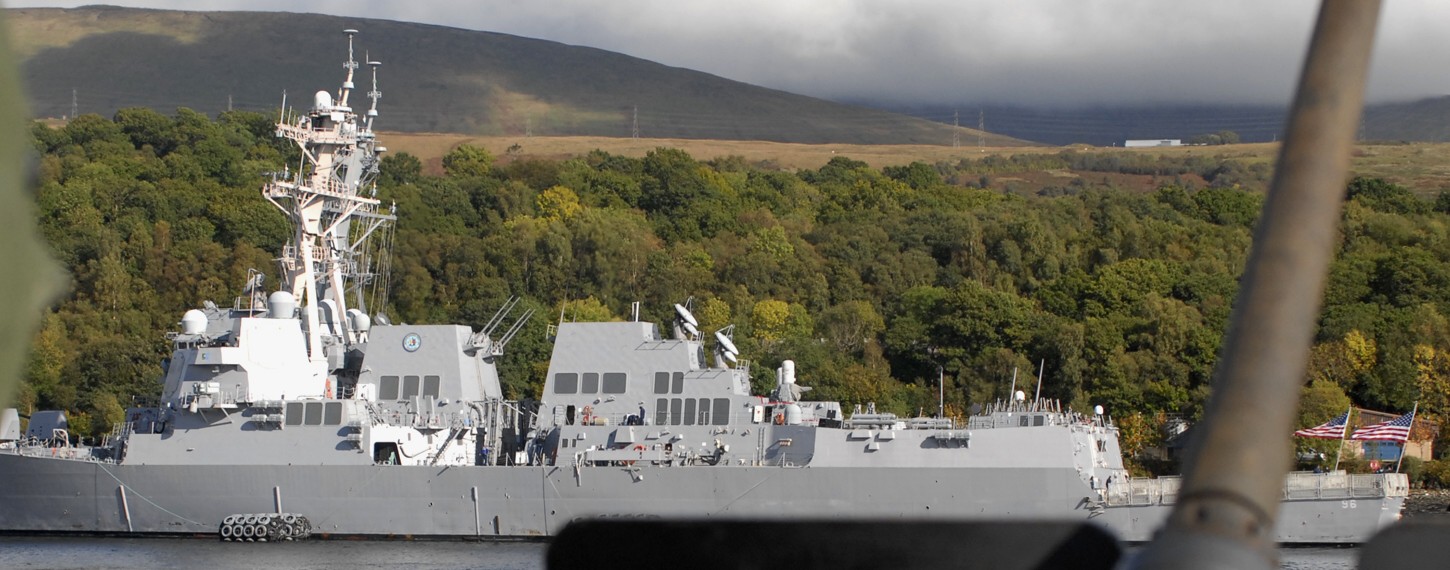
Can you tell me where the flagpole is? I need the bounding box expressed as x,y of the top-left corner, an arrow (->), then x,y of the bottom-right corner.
1395,402 -> 1418,474
1331,406 -> 1350,473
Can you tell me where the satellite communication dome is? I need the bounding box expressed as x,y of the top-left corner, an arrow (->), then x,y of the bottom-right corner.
784,404 -> 803,425
1014,390 -> 1026,402
346,308 -> 371,332
1094,405 -> 1105,416
181,309 -> 207,335
314,90 -> 333,111
268,291 -> 297,319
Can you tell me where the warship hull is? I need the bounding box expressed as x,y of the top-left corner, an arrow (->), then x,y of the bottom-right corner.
0,453 -> 1401,543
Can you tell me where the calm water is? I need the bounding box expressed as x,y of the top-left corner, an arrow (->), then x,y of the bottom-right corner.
0,537 -> 1354,569
0,537 -> 545,570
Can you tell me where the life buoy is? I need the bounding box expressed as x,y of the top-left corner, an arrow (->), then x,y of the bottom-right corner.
773,413 -> 785,425
581,406 -> 593,425
325,379 -> 333,399
623,444 -> 647,466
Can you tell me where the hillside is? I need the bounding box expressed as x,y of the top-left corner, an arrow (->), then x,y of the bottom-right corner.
1362,96 -> 1450,142
3,6 -> 1029,146
889,99 -> 1450,147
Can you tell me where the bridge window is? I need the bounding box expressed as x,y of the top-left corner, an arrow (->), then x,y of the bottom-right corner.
403,375 -> 420,399
1033,415 -> 1045,427
554,373 -> 578,394
654,372 -> 669,394
671,372 -> 684,394
324,402 -> 343,426
304,402 -> 323,425
285,402 -> 304,426
656,399 -> 669,426
582,373 -> 599,394
424,375 -> 441,398
669,398 -> 683,425
1020,415 -> 1029,427
713,399 -> 730,425
379,376 -> 400,400
603,373 -> 627,394
683,399 -> 697,426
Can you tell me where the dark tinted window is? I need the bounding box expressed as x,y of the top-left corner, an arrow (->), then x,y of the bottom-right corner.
656,399 -> 669,426
555,373 -> 578,394
403,375 -> 420,399
669,398 -> 682,425
697,398 -> 710,425
602,373 -> 626,394
582,373 -> 599,394
285,402 -> 304,426
683,399 -> 697,426
1033,415 -> 1044,427
713,399 -> 730,425
671,372 -> 684,394
423,376 -> 441,398
324,402 -> 343,425
304,402 -> 323,425
654,372 -> 669,394
379,376 -> 399,400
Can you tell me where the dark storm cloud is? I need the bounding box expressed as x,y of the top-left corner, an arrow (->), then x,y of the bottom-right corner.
9,0 -> 1450,106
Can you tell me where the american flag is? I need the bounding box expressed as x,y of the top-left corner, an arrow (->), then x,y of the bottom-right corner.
1293,411 -> 1349,439
1350,410 -> 1415,442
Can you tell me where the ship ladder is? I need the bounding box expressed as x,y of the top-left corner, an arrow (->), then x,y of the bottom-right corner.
429,427 -> 461,466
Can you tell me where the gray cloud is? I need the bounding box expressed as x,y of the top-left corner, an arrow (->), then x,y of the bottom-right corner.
7,0 -> 1448,106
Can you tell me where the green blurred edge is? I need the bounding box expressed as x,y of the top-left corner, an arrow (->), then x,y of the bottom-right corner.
0,7 -> 67,411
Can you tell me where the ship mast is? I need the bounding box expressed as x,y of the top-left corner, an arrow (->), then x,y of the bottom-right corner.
263,29 -> 395,363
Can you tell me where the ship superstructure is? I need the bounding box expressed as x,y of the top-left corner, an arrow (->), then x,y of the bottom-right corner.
0,31 -> 1407,545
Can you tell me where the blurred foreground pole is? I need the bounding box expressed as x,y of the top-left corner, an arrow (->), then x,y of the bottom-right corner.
0,8 -> 65,410
1129,1 -> 1381,568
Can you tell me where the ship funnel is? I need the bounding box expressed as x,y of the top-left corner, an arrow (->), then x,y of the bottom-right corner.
181,309 -> 207,335
267,291 -> 297,319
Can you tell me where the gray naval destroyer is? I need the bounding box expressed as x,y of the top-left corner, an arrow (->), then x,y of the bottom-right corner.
0,31 -> 1406,544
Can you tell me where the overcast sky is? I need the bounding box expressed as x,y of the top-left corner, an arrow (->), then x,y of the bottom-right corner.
7,1 -> 1450,107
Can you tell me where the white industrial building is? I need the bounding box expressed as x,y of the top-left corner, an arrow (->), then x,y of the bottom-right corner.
1124,139 -> 1182,147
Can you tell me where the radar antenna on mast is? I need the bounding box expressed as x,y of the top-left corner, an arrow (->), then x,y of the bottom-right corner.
340,29 -> 359,107
365,59 -> 382,131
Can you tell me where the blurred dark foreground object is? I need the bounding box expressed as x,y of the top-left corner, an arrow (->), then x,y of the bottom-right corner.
1358,520 -> 1450,569
548,520 -> 1120,570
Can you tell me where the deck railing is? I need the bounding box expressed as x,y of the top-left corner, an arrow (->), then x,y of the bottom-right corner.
1103,471 -> 1409,506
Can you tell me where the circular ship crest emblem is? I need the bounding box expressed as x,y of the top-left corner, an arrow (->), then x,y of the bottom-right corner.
402,333 -> 422,352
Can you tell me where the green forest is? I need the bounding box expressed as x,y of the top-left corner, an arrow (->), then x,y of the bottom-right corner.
18,108 -> 1450,476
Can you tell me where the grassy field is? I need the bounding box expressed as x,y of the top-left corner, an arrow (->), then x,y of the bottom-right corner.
382,132 -> 1450,195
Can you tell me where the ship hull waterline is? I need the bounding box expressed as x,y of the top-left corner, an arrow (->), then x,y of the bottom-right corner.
0,454 -> 1399,544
